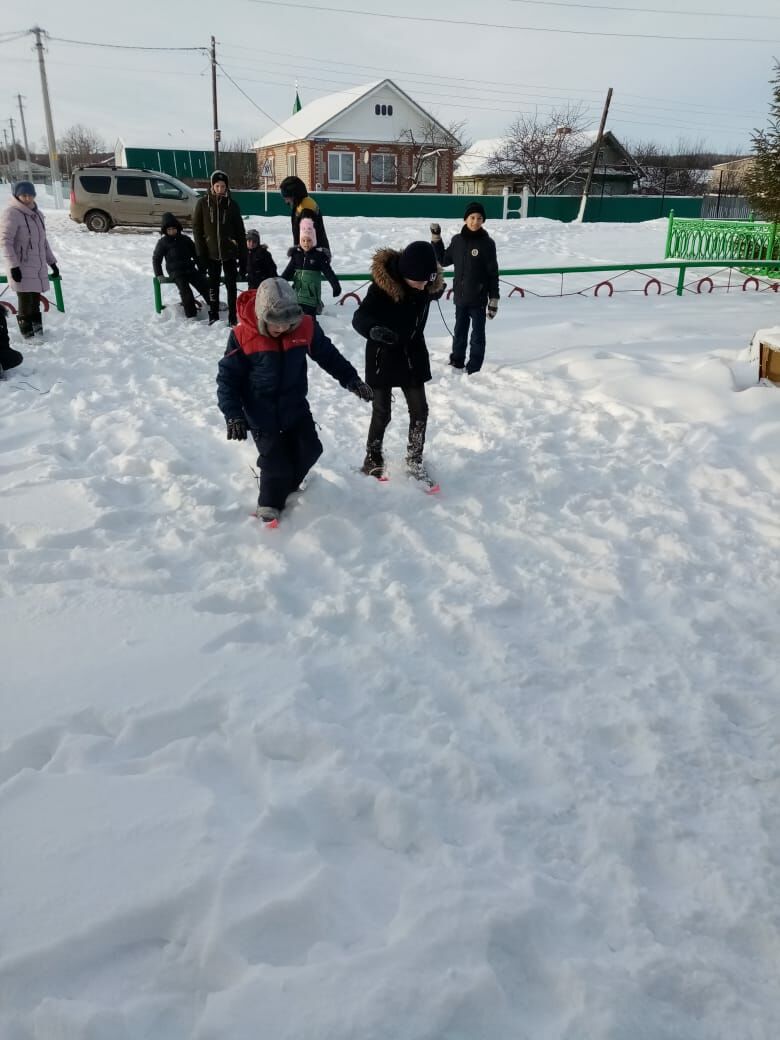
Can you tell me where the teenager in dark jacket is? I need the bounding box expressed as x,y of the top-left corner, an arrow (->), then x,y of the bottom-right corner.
217,278 -> 372,526
280,216 -> 341,316
192,170 -> 247,326
352,241 -> 444,485
431,201 -> 499,374
279,175 -> 331,258
0,305 -> 24,374
152,212 -> 211,319
243,229 -> 278,290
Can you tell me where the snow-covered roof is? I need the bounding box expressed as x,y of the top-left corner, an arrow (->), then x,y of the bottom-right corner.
454,138 -> 506,178
255,81 -> 384,148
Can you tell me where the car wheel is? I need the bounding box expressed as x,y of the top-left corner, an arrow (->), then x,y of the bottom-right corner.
85,210 -> 112,233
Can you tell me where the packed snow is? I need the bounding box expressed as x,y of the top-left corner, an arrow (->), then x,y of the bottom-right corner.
2,190 -> 780,1040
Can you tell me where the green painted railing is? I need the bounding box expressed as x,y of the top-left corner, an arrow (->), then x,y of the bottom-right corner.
665,210 -> 779,267
0,274 -> 65,312
153,259 -> 780,312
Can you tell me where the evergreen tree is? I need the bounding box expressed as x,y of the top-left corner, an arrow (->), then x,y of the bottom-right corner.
744,61 -> 780,223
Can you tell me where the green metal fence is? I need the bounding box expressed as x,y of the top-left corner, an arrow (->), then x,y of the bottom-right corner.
0,274 -> 65,313
664,210 -> 779,265
230,190 -> 703,223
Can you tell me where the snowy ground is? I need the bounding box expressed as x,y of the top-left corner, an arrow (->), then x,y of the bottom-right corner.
2,195 -> 780,1040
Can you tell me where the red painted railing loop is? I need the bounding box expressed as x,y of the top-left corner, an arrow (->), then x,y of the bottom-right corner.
741,277 -> 759,292
594,281 -> 614,297
339,292 -> 362,306
38,294 -> 50,312
643,278 -> 662,296
508,286 -> 525,298
0,300 -> 17,315
771,283 -> 780,293
446,288 -> 455,301
696,276 -> 714,294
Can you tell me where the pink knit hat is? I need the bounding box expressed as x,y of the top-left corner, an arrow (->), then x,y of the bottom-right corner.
299,216 -> 316,246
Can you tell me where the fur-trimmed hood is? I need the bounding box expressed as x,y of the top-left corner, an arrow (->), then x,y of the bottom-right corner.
370,247 -> 445,303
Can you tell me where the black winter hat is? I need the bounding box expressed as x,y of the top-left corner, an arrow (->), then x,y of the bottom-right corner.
463,201 -> 486,221
246,229 -> 260,245
160,211 -> 182,233
210,170 -> 229,187
398,241 -> 438,283
279,175 -> 307,201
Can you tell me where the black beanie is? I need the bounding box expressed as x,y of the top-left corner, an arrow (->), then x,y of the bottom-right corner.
463,201 -> 486,221
398,241 -> 437,282
211,169 -> 229,188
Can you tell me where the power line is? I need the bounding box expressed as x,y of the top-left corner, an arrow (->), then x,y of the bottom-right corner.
45,33 -> 206,52
246,0 -> 780,44
505,0 -> 780,20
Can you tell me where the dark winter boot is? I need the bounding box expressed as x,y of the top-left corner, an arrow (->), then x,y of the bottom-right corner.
361,439 -> 385,478
0,345 -> 24,374
406,420 -> 431,482
32,312 -> 44,336
16,315 -> 34,340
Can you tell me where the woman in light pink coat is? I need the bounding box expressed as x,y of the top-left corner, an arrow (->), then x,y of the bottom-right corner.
1,181 -> 58,339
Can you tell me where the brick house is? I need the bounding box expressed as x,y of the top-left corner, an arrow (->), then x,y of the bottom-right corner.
255,79 -> 458,194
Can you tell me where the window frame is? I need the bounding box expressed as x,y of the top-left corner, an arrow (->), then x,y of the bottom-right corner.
116,176 -> 149,198
370,152 -> 396,186
150,177 -> 185,200
327,150 -> 355,185
78,174 -> 111,195
418,155 -> 438,187
286,153 -> 297,178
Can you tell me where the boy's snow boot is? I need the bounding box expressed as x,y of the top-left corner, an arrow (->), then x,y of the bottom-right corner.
16,315 -> 34,340
255,505 -> 281,523
361,439 -> 385,477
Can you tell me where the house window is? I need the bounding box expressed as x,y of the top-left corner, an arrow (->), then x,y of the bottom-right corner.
418,156 -> 438,186
328,151 -> 355,184
374,103 -> 393,116
287,154 -> 297,177
375,104 -> 380,115
371,153 -> 396,185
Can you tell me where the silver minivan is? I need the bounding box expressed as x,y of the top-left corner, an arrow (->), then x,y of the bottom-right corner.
69,166 -> 199,232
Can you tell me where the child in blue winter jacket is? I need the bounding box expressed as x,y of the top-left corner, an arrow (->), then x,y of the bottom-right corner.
216,278 -> 373,526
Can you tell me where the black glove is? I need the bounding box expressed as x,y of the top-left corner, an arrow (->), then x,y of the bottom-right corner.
348,378 -> 373,401
10,267 -> 21,283
50,264 -> 60,279
226,417 -> 248,441
369,325 -> 398,346
430,223 -> 441,238
238,267 -> 247,282
332,281 -> 342,297
487,298 -> 499,320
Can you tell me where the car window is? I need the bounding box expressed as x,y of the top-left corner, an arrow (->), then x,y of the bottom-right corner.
150,178 -> 185,200
79,175 -> 111,194
116,176 -> 148,198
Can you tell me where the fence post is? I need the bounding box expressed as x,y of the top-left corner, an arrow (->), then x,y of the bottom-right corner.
521,185 -> 529,220
153,277 -> 163,314
664,209 -> 675,259
502,186 -> 509,221
52,275 -> 64,313
768,221 -> 778,264
676,262 -> 686,296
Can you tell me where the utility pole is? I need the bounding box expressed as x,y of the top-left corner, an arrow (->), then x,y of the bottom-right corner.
2,129 -> 10,176
17,95 -> 34,183
32,25 -> 63,207
575,86 -> 612,224
9,117 -> 18,181
210,35 -> 220,170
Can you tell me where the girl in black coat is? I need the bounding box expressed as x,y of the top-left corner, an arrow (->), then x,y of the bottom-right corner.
351,241 -> 444,484
152,212 -> 211,319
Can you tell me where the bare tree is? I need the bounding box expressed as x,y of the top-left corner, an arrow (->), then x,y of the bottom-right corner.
631,137 -> 743,195
57,124 -> 106,173
487,104 -> 590,195
397,118 -> 466,192
220,137 -> 258,189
